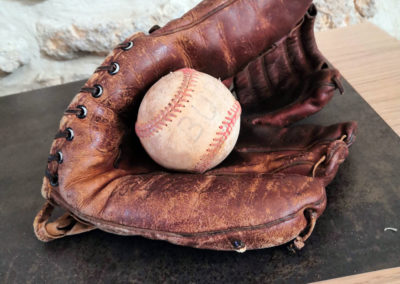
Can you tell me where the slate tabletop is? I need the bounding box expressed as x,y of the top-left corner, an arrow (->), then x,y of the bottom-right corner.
0,78 -> 399,283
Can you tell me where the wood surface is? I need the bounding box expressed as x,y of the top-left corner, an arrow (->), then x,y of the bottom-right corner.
314,21 -> 400,283
312,267 -> 400,284
316,22 -> 400,136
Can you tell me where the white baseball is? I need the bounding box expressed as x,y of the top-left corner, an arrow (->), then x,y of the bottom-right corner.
135,68 -> 241,173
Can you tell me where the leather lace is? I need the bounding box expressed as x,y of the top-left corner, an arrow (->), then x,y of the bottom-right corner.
48,151 -> 63,164
45,168 -> 58,186
117,41 -> 134,50
332,76 -> 344,94
54,128 -> 74,141
64,105 -> 87,119
148,25 -> 161,34
95,62 -> 119,75
321,76 -> 344,95
80,85 -> 103,98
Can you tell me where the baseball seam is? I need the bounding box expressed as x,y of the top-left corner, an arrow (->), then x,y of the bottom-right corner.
135,68 -> 198,138
195,101 -> 241,172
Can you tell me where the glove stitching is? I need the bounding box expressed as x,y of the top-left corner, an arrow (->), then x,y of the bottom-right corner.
135,68 -> 198,138
194,100 -> 241,172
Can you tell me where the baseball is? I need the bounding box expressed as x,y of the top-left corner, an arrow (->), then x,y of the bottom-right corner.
135,68 -> 241,173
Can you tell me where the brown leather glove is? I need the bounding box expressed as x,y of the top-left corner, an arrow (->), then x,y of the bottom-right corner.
33,0 -> 357,252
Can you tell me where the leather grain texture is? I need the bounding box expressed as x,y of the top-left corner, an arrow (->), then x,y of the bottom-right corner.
34,0 -> 356,251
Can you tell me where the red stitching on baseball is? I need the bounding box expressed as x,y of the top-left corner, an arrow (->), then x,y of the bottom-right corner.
135,68 -> 198,138
195,101 -> 241,172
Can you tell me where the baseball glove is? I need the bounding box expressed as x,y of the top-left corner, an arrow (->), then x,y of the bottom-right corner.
33,0 -> 357,252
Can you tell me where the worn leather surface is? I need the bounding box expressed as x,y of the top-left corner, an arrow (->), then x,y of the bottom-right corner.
34,0 -> 356,251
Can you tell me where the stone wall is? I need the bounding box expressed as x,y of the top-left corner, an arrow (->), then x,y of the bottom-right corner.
0,0 -> 398,96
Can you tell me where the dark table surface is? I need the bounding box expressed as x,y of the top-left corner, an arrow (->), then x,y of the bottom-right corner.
1,78 -> 399,283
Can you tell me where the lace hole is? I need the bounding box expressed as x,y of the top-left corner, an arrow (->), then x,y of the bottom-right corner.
321,62 -> 329,69
108,62 -> 120,75
56,151 -> 63,164
148,24 -> 161,34
50,173 -> 59,187
76,105 -> 87,119
307,4 -> 317,17
122,41 -> 134,51
232,240 -> 243,249
92,84 -> 103,98
66,127 -> 74,141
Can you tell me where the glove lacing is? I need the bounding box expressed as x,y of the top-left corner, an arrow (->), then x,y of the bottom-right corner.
312,134 -> 347,178
45,38 -> 136,190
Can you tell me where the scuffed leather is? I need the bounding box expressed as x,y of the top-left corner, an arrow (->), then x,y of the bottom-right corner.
35,0 -> 357,252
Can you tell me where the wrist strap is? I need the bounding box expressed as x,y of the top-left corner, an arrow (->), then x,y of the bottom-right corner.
33,201 -> 95,242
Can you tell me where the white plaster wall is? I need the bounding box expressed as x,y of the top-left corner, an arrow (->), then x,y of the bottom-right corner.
371,0 -> 400,40
0,0 -> 201,96
0,0 -> 398,96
